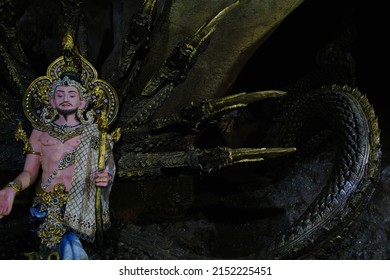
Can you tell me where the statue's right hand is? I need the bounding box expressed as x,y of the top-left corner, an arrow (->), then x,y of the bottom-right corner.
0,188 -> 16,219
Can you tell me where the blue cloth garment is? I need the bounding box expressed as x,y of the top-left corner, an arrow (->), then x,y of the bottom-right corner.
59,232 -> 89,260
29,202 -> 89,260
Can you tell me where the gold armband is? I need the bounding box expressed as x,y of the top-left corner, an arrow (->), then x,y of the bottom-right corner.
4,181 -> 22,195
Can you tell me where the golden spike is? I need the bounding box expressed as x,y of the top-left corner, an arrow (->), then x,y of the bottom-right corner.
62,28 -> 75,51
110,128 -> 121,143
14,122 -> 40,155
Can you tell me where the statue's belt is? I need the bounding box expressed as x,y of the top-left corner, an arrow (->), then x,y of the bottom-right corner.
32,183 -> 69,248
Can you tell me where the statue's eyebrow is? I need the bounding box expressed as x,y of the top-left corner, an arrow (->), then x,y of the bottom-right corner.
55,89 -> 78,93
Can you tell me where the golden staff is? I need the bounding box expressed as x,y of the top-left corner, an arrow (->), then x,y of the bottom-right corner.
96,106 -> 109,256
96,106 -> 121,256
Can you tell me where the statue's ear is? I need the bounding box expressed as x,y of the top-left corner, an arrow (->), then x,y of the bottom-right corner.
50,98 -> 56,109
80,99 -> 87,109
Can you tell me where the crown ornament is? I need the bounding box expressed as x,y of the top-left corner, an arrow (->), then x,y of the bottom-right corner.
23,30 -> 119,130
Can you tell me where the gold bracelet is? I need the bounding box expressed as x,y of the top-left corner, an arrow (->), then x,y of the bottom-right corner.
4,181 -> 22,195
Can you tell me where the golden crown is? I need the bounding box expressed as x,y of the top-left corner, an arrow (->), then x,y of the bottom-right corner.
23,31 -> 119,130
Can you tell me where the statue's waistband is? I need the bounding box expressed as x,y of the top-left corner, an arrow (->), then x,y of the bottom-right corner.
33,183 -> 68,209
31,183 -> 70,248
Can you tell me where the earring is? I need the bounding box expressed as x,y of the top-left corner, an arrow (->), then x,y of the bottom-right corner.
77,108 -> 94,124
41,107 -> 58,124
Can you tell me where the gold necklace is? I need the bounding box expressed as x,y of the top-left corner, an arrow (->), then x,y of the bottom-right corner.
48,122 -> 84,143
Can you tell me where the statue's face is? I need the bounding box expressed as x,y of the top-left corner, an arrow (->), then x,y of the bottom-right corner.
50,85 -> 86,116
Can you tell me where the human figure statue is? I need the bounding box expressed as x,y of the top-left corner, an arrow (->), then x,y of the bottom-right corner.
0,32 -> 119,259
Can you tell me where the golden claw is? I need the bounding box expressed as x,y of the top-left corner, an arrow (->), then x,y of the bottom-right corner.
205,90 -> 286,117
229,147 -> 296,164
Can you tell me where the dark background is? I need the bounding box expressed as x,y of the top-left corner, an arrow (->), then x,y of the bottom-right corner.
232,0 -> 390,259
234,0 -> 386,111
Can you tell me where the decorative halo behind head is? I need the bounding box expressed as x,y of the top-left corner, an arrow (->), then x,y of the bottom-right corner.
23,31 -> 119,130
